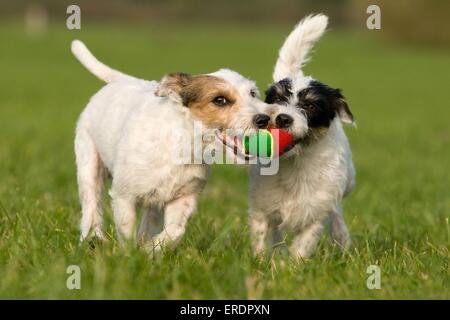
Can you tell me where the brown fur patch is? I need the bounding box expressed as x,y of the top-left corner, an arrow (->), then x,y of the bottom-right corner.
156,73 -> 245,129
155,72 -> 193,97
181,75 -> 240,129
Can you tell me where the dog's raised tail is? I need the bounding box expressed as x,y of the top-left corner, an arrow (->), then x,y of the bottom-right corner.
273,14 -> 328,82
71,40 -> 137,83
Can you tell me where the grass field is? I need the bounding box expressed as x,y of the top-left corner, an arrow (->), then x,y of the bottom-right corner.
0,21 -> 449,299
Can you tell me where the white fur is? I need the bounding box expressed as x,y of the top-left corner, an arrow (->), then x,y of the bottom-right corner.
71,40 -> 138,83
72,40 -> 266,252
272,14 -> 328,82
249,15 -> 355,259
249,120 -> 355,257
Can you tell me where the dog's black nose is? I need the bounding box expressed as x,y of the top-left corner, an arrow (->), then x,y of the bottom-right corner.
275,113 -> 293,128
253,114 -> 270,129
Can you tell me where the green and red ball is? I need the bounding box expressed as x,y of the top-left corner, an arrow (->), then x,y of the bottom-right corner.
243,128 -> 294,158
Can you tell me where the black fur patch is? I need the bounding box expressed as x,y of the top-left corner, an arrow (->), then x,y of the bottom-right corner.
297,80 -> 343,128
264,78 -> 292,104
265,78 -> 352,128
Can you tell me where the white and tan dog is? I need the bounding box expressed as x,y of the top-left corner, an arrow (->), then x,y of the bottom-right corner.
71,40 -> 270,251
249,15 -> 356,258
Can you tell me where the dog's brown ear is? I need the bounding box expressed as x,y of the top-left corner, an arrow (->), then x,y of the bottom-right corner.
155,72 -> 193,104
334,90 -> 354,124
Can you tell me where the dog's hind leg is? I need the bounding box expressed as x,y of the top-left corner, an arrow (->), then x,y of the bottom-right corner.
145,195 -> 197,253
272,226 -> 286,251
290,221 -> 324,259
137,206 -> 163,243
75,130 -> 106,242
329,205 -> 351,250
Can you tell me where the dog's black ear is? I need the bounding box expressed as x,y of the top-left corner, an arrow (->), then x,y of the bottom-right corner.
155,72 -> 193,105
333,89 -> 354,124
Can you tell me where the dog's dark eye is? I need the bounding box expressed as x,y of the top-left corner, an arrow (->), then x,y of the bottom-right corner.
273,96 -> 284,103
250,89 -> 257,98
302,104 -> 316,112
213,96 -> 230,106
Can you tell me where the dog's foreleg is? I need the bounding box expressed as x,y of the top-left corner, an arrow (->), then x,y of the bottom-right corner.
75,130 -> 106,242
272,226 -> 286,250
290,221 -> 324,259
146,195 -> 197,252
112,196 -> 137,241
249,211 -> 270,256
137,206 -> 163,243
329,205 -> 351,250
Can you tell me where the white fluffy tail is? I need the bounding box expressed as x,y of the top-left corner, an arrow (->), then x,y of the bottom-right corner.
71,40 -> 137,83
272,14 -> 328,82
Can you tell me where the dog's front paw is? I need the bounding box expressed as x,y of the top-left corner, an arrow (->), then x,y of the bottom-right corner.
80,229 -> 108,249
87,235 -> 105,250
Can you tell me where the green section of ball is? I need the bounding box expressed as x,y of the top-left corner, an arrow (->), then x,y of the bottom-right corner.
243,130 -> 273,158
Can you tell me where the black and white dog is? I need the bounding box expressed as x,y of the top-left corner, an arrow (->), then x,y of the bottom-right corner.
249,14 -> 356,258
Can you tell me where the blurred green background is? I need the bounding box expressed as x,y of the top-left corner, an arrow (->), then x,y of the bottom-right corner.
0,0 -> 449,299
